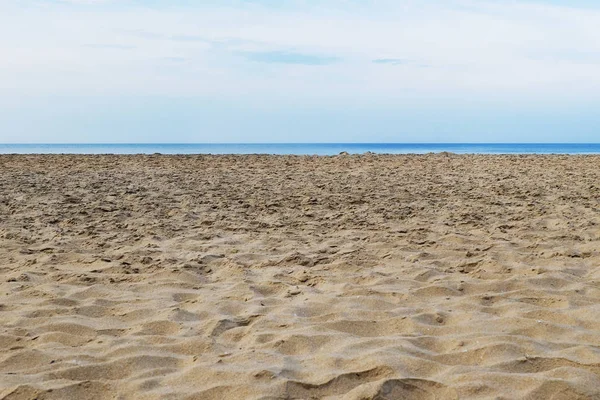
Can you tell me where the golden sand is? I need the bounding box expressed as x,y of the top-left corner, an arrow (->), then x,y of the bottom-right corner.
1,154 -> 600,399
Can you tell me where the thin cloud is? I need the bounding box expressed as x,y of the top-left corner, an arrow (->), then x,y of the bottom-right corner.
122,29 -> 166,40
170,34 -> 207,42
372,59 -> 434,68
528,49 -> 600,65
4,0 -> 600,99
373,58 -> 409,65
84,43 -> 136,50
241,51 -> 339,65
162,57 -> 187,62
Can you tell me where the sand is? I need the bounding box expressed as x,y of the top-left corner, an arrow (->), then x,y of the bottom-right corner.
1,153 -> 600,399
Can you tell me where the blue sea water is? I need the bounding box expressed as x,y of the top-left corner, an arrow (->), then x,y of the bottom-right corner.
1,143 -> 600,155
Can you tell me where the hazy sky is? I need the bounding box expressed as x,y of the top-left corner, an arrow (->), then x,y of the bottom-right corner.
2,0 -> 600,143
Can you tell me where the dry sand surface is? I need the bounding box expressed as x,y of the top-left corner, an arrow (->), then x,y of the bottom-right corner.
2,154 -> 600,399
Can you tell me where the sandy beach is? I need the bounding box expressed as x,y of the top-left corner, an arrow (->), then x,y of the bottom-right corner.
2,153 -> 600,399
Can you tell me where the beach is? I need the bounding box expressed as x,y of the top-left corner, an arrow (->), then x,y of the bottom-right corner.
2,153 -> 600,399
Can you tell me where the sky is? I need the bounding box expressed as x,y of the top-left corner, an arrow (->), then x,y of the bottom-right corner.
1,0 -> 600,143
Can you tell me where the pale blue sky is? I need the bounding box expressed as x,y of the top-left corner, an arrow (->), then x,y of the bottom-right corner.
1,0 -> 600,143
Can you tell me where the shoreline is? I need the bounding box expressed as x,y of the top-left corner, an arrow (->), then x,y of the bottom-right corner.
3,143 -> 600,156
4,152 -> 600,157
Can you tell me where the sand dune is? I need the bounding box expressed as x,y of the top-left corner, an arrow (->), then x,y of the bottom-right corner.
2,154 -> 600,399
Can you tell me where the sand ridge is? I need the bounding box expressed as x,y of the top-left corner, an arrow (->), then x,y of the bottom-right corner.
1,154 -> 600,399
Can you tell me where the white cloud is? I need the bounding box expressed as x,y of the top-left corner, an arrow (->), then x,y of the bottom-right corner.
2,0 -> 600,103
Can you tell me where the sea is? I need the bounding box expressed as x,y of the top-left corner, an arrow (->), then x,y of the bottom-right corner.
1,143 -> 600,155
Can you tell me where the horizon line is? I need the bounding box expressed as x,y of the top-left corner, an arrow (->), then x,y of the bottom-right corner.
3,142 -> 600,146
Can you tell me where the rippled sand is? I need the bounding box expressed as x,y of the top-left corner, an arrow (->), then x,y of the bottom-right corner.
2,154 -> 600,399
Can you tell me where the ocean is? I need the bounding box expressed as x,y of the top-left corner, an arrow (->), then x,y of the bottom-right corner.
1,143 -> 600,155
